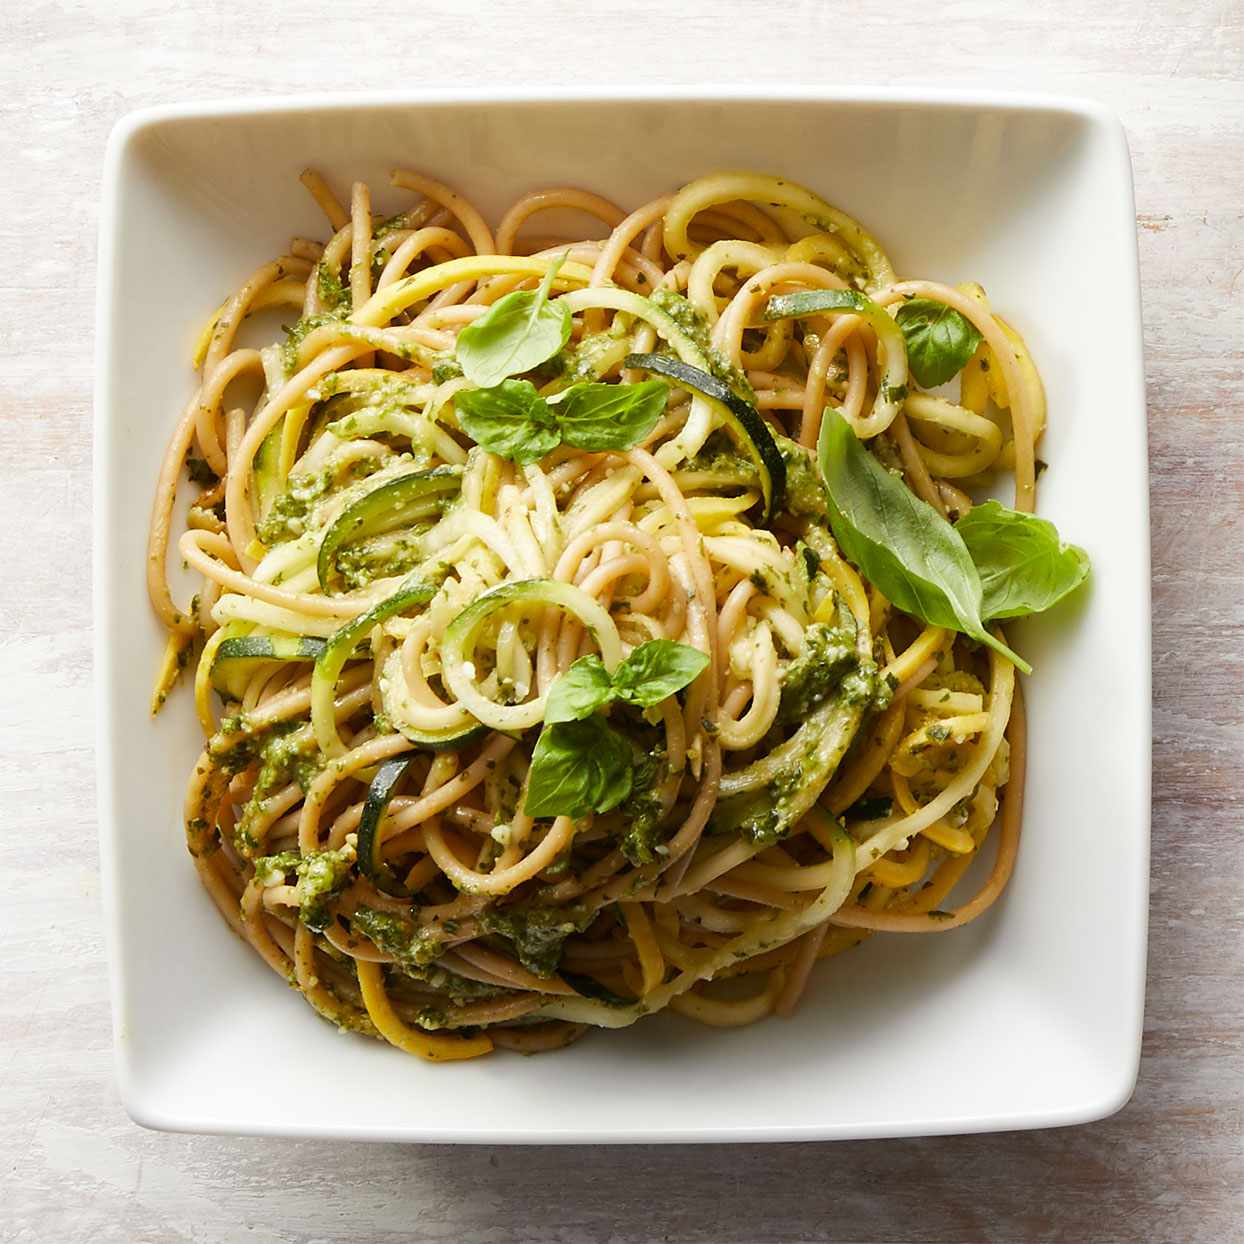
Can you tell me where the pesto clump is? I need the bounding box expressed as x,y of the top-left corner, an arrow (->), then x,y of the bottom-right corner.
256,469 -> 334,544
775,623 -> 857,725
617,745 -> 668,866
431,360 -> 463,383
773,434 -> 829,519
649,289 -> 754,398
477,902 -> 596,977
253,839 -> 356,932
351,906 -> 446,971
350,908 -> 503,1006
280,311 -> 341,376
212,720 -> 323,852
554,330 -> 626,385
335,532 -> 428,590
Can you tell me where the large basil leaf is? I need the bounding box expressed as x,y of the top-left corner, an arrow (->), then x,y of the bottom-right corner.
956,499 -> 1090,621
524,717 -> 633,820
816,408 -> 1030,674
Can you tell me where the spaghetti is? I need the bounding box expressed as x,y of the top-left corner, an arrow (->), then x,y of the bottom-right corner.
148,168 -> 1075,1060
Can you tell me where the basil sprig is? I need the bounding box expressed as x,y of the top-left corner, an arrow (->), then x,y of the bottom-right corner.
545,640 -> 710,724
525,640 -> 709,819
816,408 -> 1032,674
455,257 -> 571,387
956,500 -> 1090,621
455,378 -> 668,464
894,298 -> 982,388
450,379 -> 561,465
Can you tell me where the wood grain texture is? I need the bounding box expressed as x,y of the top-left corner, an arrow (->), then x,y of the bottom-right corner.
2,1 -> 1241,1240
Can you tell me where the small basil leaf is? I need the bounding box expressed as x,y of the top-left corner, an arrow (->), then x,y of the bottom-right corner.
612,639 -> 710,708
554,379 -> 669,451
544,655 -> 615,724
816,408 -> 1030,674
454,380 -> 561,465
956,499 -> 1091,621
894,298 -> 982,388
524,717 -> 634,820
455,258 -> 572,387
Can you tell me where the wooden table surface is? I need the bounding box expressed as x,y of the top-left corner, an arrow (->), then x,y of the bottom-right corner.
3,2 -> 1241,1240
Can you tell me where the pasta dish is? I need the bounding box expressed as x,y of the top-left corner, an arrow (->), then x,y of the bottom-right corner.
148,168 -> 1089,1059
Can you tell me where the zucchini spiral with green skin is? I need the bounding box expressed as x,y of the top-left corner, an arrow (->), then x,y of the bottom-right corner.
150,166 -> 1040,1060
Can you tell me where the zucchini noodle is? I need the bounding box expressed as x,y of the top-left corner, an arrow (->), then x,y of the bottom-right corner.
150,166 -> 1046,1061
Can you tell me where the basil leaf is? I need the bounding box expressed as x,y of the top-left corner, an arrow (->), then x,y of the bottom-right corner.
555,379 -> 669,451
524,717 -> 634,819
894,298 -> 982,388
612,639 -> 710,707
454,380 -> 561,465
543,655 -> 615,724
455,258 -> 571,387
956,500 -> 1090,621
816,408 -> 1030,674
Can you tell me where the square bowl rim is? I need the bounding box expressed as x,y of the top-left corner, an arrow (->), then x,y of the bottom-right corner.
94,84 -> 1149,1143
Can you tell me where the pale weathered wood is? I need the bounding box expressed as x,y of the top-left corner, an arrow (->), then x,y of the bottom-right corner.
1,1 -> 1241,1240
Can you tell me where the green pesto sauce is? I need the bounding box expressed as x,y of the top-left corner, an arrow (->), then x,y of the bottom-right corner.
335,530 -> 429,589
871,433 -> 905,475
212,715 -> 325,848
253,841 -> 355,932
371,210 -> 421,244
431,360 -> 463,383
776,623 -> 857,726
649,288 -> 754,398
256,453 -> 385,546
256,468 -> 334,544
477,902 -> 596,978
773,434 -> 829,519
553,329 -> 627,386
211,717 -> 265,776
673,440 -> 761,492
351,906 -> 445,971
280,311 -> 340,376
256,722 -> 323,795
618,743 -> 669,866
711,647 -> 885,846
351,908 -> 504,1005
316,261 -> 351,314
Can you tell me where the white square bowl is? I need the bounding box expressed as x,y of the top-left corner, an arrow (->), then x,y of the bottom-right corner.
95,87 -> 1150,1143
